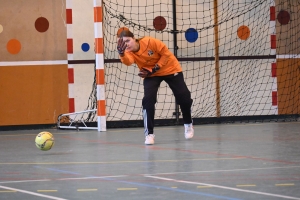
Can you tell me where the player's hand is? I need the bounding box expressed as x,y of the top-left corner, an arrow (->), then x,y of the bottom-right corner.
152,64 -> 160,73
138,68 -> 152,78
117,38 -> 126,56
138,64 -> 160,78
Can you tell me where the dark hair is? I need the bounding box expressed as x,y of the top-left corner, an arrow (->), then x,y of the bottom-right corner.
119,30 -> 134,38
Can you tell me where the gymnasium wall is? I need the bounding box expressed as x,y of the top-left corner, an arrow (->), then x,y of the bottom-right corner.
276,0 -> 300,114
277,59 -> 300,115
69,0 -> 95,113
0,0 -> 68,126
0,0 -> 98,127
0,0 -> 299,128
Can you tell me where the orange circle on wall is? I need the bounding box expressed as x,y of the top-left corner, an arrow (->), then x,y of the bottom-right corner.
7,39 -> 21,54
117,27 -> 129,37
237,25 -> 250,40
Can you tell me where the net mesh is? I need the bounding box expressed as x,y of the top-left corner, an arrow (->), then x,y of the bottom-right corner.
93,0 -> 299,126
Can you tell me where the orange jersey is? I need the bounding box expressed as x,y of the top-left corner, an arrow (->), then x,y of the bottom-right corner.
119,36 -> 182,76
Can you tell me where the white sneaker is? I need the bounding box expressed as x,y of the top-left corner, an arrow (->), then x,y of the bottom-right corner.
145,134 -> 155,145
184,123 -> 194,139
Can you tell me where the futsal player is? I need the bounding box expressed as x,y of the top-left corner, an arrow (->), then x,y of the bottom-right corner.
117,29 -> 194,145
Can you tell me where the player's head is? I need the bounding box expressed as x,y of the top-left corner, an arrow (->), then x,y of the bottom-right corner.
119,29 -> 134,38
119,30 -> 139,52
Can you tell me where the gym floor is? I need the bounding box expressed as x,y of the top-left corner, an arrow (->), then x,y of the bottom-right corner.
0,122 -> 300,200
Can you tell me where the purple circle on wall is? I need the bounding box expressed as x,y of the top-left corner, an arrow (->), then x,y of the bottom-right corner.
277,10 -> 290,25
35,17 -> 49,32
153,16 -> 167,31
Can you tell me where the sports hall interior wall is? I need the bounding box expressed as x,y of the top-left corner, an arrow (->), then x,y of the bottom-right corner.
0,0 -> 69,127
0,0 -> 299,131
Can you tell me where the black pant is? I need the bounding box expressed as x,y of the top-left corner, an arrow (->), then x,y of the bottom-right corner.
142,72 -> 193,136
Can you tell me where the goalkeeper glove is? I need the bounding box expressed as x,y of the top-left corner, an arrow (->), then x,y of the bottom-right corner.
117,38 -> 127,56
138,64 -> 160,78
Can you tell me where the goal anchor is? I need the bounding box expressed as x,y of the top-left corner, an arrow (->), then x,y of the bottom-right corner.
57,109 -> 98,130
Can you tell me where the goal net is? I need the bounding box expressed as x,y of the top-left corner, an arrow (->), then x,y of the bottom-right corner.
96,0 -> 299,127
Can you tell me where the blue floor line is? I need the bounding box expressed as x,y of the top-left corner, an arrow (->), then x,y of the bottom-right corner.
34,165 -> 242,200
102,177 -> 242,200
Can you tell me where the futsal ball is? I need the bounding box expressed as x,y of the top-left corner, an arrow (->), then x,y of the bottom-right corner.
35,131 -> 54,151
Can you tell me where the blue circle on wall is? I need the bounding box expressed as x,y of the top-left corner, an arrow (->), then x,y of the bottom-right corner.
185,28 -> 198,43
81,43 -> 90,52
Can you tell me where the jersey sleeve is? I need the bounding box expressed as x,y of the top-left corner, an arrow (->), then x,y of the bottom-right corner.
119,52 -> 135,66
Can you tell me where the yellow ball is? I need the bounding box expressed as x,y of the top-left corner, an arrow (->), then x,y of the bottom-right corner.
35,131 -> 54,151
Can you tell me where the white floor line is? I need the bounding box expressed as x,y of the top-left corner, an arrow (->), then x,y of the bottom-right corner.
145,175 -> 300,200
57,175 -> 128,181
143,165 -> 300,176
0,179 -> 51,184
0,165 -> 299,200
0,175 -> 127,184
1,166 -> 300,185
0,185 -> 68,200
